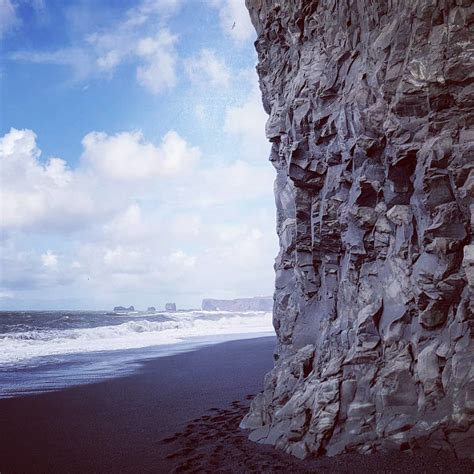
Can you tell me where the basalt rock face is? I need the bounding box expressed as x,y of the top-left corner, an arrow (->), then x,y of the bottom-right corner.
242,0 -> 474,460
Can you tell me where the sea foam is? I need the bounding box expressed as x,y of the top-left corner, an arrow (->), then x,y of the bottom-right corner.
0,311 -> 273,367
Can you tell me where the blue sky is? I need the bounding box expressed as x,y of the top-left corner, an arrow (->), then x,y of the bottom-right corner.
0,0 -> 277,310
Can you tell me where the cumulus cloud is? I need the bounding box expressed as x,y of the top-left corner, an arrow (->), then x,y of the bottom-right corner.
82,129 -> 200,180
210,0 -> 255,45
185,49 -> 231,89
0,126 -> 276,307
0,127 -> 202,232
0,128 -> 87,229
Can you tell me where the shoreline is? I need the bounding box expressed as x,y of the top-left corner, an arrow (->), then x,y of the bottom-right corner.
0,336 -> 276,473
1,336 -> 473,473
0,331 -> 274,399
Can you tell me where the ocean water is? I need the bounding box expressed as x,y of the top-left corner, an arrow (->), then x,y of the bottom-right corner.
0,310 -> 274,398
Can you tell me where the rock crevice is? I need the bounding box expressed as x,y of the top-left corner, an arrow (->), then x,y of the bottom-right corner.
242,0 -> 474,459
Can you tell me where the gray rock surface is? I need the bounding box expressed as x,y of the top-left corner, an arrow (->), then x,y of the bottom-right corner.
242,0 -> 474,460
202,297 -> 273,311
165,303 -> 177,312
113,306 -> 134,312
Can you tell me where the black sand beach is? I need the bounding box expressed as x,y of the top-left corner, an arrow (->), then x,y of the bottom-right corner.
1,336 -> 473,474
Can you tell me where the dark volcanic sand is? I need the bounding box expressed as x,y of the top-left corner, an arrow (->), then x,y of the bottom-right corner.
1,336 -> 473,474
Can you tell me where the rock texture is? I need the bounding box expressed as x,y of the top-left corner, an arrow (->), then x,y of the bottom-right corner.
202,297 -> 273,312
242,0 -> 474,460
165,303 -> 177,312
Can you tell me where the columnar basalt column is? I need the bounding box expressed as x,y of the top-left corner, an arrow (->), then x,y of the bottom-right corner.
241,0 -> 474,460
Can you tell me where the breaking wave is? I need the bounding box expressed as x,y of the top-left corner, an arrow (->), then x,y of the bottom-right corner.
0,311 -> 273,367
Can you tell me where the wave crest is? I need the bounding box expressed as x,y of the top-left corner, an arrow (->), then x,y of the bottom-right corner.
0,312 -> 273,366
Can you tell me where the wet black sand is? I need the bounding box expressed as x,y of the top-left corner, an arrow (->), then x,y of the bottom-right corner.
0,336 -> 473,473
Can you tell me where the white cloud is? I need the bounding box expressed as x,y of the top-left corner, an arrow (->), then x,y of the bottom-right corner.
0,0 -> 47,39
82,129 -> 200,180
168,250 -> 196,268
194,104 -> 206,121
41,250 -> 58,269
0,240 -> 79,292
196,159 -> 271,205
86,22 -> 179,94
104,204 -> 147,241
124,0 -> 183,24
44,157 -> 73,186
0,127 -> 272,232
11,0 -> 181,93
0,126 -> 276,307
224,84 -> 269,161
28,0 -> 44,11
185,49 -> 231,88
0,0 -> 17,38
103,246 -> 146,273
0,128 -> 202,232
0,128 -> 90,229
11,48 -> 94,80
210,0 -> 255,45
134,31 -> 178,93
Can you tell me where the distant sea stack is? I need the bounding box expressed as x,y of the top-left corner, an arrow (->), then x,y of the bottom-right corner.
202,297 -> 273,312
147,307 -> 156,312
113,306 -> 135,312
165,303 -> 177,312
242,0 -> 473,461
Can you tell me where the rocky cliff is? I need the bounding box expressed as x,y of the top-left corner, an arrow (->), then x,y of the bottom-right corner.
241,0 -> 474,460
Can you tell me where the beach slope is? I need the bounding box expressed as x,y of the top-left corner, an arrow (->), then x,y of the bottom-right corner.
1,336 -> 473,473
